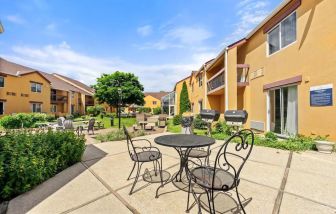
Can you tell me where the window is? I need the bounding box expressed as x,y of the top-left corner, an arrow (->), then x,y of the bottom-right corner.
191,83 -> 194,92
0,76 -> 4,87
51,104 -> 57,113
0,102 -> 4,115
31,82 -> 42,93
198,100 -> 203,112
153,101 -> 157,105
268,12 -> 296,55
32,103 -> 42,113
198,75 -> 203,87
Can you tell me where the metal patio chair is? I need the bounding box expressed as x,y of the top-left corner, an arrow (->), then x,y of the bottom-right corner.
181,116 -> 211,166
123,126 -> 163,195
86,118 -> 95,135
186,129 -> 254,214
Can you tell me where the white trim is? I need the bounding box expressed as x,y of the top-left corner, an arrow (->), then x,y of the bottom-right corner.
310,84 -> 333,91
224,47 -> 229,110
267,11 -> 297,57
266,91 -> 270,132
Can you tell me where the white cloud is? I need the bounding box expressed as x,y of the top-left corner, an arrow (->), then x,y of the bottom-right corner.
2,42 -> 208,91
222,0 -> 270,46
6,15 -> 26,25
136,25 -> 212,50
137,25 -> 153,37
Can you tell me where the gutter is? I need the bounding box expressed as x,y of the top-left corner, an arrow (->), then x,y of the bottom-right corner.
225,47 -> 229,110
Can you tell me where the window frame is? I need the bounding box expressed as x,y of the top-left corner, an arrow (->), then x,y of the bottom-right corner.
198,75 -> 203,87
0,76 -> 4,88
267,11 -> 297,57
51,104 -> 57,113
152,101 -> 157,105
31,103 -> 42,113
31,82 -> 42,93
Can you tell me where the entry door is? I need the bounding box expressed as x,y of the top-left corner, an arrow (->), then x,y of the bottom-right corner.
0,102 -> 4,115
270,86 -> 298,136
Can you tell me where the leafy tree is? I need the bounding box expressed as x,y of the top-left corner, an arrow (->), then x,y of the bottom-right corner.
179,81 -> 191,114
93,72 -> 145,112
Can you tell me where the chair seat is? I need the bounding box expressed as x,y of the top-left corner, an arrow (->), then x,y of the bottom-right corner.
131,151 -> 161,162
182,149 -> 209,158
191,167 -> 235,191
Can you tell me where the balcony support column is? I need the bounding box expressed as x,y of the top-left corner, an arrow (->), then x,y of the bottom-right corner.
227,47 -> 238,110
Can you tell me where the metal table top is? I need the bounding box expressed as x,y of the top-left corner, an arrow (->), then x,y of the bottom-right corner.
154,134 -> 215,148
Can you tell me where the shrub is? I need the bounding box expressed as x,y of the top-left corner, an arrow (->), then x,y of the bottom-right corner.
153,107 -> 162,115
96,129 -> 146,142
46,114 -> 56,122
86,105 -> 105,116
193,114 -> 207,129
0,113 -> 48,129
265,131 -> 278,141
138,107 -> 151,113
0,130 -> 85,200
173,114 -> 182,125
179,81 -> 191,114
214,121 -> 233,135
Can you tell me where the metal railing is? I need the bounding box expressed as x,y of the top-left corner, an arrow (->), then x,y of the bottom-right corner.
51,95 -> 68,103
207,72 -> 225,92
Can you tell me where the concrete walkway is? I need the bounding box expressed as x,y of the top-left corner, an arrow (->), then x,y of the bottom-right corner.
6,132 -> 336,214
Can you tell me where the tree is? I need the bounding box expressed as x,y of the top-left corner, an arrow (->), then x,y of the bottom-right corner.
93,72 -> 145,110
179,81 -> 191,114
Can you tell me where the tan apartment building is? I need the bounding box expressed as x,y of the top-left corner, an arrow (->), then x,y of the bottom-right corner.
0,58 -> 95,116
175,0 -> 336,140
144,92 -> 169,110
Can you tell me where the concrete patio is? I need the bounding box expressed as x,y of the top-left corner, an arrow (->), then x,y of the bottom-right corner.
5,132 -> 336,214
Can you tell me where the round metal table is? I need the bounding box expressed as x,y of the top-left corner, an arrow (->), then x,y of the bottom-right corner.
154,134 -> 215,198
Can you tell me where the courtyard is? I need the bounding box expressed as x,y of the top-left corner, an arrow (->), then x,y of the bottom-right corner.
5,132 -> 336,214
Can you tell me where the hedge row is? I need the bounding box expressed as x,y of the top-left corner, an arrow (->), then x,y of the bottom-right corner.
0,130 -> 86,201
0,113 -> 55,129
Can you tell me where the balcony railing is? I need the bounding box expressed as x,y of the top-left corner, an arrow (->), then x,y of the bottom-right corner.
207,71 -> 225,92
85,100 -> 94,106
51,95 -> 68,103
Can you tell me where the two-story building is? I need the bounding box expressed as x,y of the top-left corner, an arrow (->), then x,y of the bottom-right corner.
174,0 -> 336,140
0,57 -> 95,116
144,92 -> 169,111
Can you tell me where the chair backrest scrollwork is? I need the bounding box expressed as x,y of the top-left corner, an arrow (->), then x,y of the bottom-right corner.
213,129 -> 254,190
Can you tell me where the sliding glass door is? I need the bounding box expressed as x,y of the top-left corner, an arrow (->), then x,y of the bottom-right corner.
270,86 -> 298,136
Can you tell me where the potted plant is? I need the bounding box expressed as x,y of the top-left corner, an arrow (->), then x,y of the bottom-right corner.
314,135 -> 334,153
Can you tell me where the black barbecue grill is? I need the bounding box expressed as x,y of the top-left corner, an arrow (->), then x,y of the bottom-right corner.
224,110 -> 248,126
200,109 -> 220,136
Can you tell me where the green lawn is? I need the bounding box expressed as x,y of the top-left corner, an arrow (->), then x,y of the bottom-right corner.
94,116 -> 136,128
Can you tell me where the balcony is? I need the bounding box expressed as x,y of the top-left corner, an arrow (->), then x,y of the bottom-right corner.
207,69 -> 224,94
51,95 -> 68,104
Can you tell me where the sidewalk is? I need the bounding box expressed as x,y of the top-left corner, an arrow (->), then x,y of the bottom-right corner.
5,132 -> 336,214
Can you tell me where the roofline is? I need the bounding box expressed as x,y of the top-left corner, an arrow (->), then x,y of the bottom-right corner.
53,74 -> 94,95
204,0 -> 294,72
20,71 -> 52,83
246,0 -> 291,39
173,75 -> 191,90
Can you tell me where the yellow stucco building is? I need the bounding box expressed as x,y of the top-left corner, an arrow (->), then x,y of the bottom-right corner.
0,58 -> 95,117
174,0 -> 336,140
144,92 -> 169,111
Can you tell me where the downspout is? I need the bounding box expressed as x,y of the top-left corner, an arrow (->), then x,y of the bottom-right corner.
203,63 -> 207,109
225,47 -> 229,111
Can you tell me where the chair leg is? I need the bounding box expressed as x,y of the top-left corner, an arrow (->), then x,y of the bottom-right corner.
211,190 -> 215,214
235,186 -> 246,214
159,158 -> 163,186
127,162 -> 136,180
205,190 -> 212,214
129,162 -> 142,195
186,177 -> 192,213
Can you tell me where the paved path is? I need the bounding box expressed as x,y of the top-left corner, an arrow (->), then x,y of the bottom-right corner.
6,132 -> 336,214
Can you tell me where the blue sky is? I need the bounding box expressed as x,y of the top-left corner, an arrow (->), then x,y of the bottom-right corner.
0,0 -> 281,91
